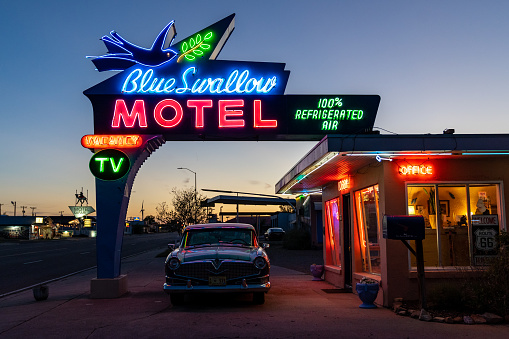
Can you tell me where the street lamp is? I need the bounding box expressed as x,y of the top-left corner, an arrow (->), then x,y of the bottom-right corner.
11,201 -> 16,217
177,167 -> 197,223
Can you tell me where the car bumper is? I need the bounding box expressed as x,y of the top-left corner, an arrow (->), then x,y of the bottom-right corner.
163,282 -> 270,294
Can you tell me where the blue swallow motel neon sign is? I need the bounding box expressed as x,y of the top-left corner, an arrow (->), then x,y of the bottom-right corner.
121,67 -> 278,95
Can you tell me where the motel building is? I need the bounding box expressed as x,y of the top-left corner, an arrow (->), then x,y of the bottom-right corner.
276,133 -> 509,307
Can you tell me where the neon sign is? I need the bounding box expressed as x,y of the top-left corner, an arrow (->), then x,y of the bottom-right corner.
85,14 -> 380,141
110,99 -> 276,129
89,149 -> 131,181
338,178 -> 350,191
399,165 -> 433,175
294,97 -> 365,131
121,67 -> 278,95
178,31 -> 214,63
81,135 -> 142,148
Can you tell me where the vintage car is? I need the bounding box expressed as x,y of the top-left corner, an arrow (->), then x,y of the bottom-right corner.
164,223 -> 270,305
264,227 -> 285,241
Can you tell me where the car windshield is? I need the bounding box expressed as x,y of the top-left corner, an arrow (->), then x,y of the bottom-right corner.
184,228 -> 255,247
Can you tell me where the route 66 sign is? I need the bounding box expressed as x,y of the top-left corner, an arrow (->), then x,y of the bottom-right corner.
474,227 -> 497,252
472,215 -> 499,265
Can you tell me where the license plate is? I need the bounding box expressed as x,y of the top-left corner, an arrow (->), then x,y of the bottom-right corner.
208,276 -> 226,286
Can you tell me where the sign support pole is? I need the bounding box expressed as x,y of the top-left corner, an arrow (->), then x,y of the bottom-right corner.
401,240 -> 427,309
90,136 -> 165,298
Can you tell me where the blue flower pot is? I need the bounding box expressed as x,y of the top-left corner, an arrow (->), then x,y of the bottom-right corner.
356,283 -> 379,308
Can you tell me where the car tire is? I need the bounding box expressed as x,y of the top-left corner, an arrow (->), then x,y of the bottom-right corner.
253,292 -> 265,305
170,293 -> 185,306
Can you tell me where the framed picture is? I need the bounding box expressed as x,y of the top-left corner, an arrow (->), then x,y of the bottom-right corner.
439,200 -> 450,217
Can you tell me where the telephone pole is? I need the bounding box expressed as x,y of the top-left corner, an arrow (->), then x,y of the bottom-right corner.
30,207 -> 37,216
0,203 -> 4,216
20,206 -> 27,216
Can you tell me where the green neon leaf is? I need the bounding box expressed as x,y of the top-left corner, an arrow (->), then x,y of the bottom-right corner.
204,31 -> 213,40
181,41 -> 188,53
201,43 -> 210,50
196,34 -> 202,43
185,55 -> 195,61
194,49 -> 203,56
190,38 -> 195,48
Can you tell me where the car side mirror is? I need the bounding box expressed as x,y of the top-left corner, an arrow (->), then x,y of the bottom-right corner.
262,243 -> 270,249
168,243 -> 175,251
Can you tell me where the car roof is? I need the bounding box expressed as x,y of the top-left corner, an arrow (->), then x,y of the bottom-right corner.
184,223 -> 255,231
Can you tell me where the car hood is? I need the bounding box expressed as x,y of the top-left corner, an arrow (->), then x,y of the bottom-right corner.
180,246 -> 255,263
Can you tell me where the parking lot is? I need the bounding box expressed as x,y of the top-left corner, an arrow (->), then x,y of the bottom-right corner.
1,246 -> 508,338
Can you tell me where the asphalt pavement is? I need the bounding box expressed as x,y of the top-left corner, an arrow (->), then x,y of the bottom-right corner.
1,244 -> 508,338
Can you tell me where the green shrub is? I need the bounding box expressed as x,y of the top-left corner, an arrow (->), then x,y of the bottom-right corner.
283,228 -> 311,250
462,231 -> 509,315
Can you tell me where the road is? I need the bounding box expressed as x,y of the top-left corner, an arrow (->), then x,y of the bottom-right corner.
0,233 -> 178,295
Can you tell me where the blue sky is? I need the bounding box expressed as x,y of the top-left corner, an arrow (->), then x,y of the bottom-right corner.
1,0 -> 509,217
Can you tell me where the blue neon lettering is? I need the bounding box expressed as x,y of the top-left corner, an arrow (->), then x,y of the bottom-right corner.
139,69 -> 154,93
121,69 -> 142,93
176,67 -> 195,94
121,68 -> 278,95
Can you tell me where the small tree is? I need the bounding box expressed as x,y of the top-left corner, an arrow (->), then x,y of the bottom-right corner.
155,202 -> 182,234
171,186 -> 208,227
144,215 -> 156,225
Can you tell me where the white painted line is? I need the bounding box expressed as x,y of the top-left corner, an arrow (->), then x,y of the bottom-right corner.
23,260 -> 43,265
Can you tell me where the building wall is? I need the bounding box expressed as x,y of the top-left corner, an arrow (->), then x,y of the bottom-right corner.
322,155 -> 509,307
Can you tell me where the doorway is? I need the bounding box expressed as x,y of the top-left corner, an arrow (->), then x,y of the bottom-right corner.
343,194 -> 352,288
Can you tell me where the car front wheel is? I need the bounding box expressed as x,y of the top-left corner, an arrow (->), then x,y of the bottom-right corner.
170,293 -> 185,306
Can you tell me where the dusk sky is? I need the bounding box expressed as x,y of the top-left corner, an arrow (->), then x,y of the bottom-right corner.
1,1 -> 509,218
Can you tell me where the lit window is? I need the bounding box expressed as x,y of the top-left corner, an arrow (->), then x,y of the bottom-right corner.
355,185 -> 381,274
407,184 -> 501,267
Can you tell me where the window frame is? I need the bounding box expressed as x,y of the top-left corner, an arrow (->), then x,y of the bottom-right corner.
405,180 -> 505,270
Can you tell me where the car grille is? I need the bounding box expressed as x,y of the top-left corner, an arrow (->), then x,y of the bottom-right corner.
175,261 -> 259,282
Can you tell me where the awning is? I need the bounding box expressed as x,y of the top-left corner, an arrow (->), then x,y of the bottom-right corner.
276,133 -> 509,194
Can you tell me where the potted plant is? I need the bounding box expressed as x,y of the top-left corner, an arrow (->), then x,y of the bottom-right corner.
310,264 -> 324,280
355,277 -> 379,308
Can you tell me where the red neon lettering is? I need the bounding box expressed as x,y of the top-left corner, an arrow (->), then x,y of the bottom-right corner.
219,100 -> 245,128
154,99 -> 183,128
253,100 -> 277,128
187,100 -> 213,128
399,165 -> 433,175
112,100 -> 147,128
81,135 -> 142,148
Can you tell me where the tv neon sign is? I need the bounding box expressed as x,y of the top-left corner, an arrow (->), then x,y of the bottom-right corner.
399,165 -> 433,175
81,135 -> 142,148
89,149 -> 131,181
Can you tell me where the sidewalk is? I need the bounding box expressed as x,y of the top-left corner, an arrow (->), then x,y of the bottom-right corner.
1,248 -> 508,338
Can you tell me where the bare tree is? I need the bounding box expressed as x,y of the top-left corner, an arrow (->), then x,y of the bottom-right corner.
171,187 -> 208,227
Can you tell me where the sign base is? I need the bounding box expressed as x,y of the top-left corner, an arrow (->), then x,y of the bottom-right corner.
90,275 -> 128,299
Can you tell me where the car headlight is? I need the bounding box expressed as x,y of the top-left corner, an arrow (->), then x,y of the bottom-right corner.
168,257 -> 180,270
254,256 -> 267,269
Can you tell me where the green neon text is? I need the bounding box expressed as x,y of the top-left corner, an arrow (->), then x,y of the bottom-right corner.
94,158 -> 109,172
94,157 -> 124,173
294,109 -> 364,121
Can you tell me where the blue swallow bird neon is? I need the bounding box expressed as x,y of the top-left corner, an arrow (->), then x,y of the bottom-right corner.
91,21 -> 178,72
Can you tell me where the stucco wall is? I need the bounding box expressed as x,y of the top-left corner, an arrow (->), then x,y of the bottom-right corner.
322,155 -> 509,307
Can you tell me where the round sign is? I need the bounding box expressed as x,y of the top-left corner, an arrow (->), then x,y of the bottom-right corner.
89,149 -> 131,181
